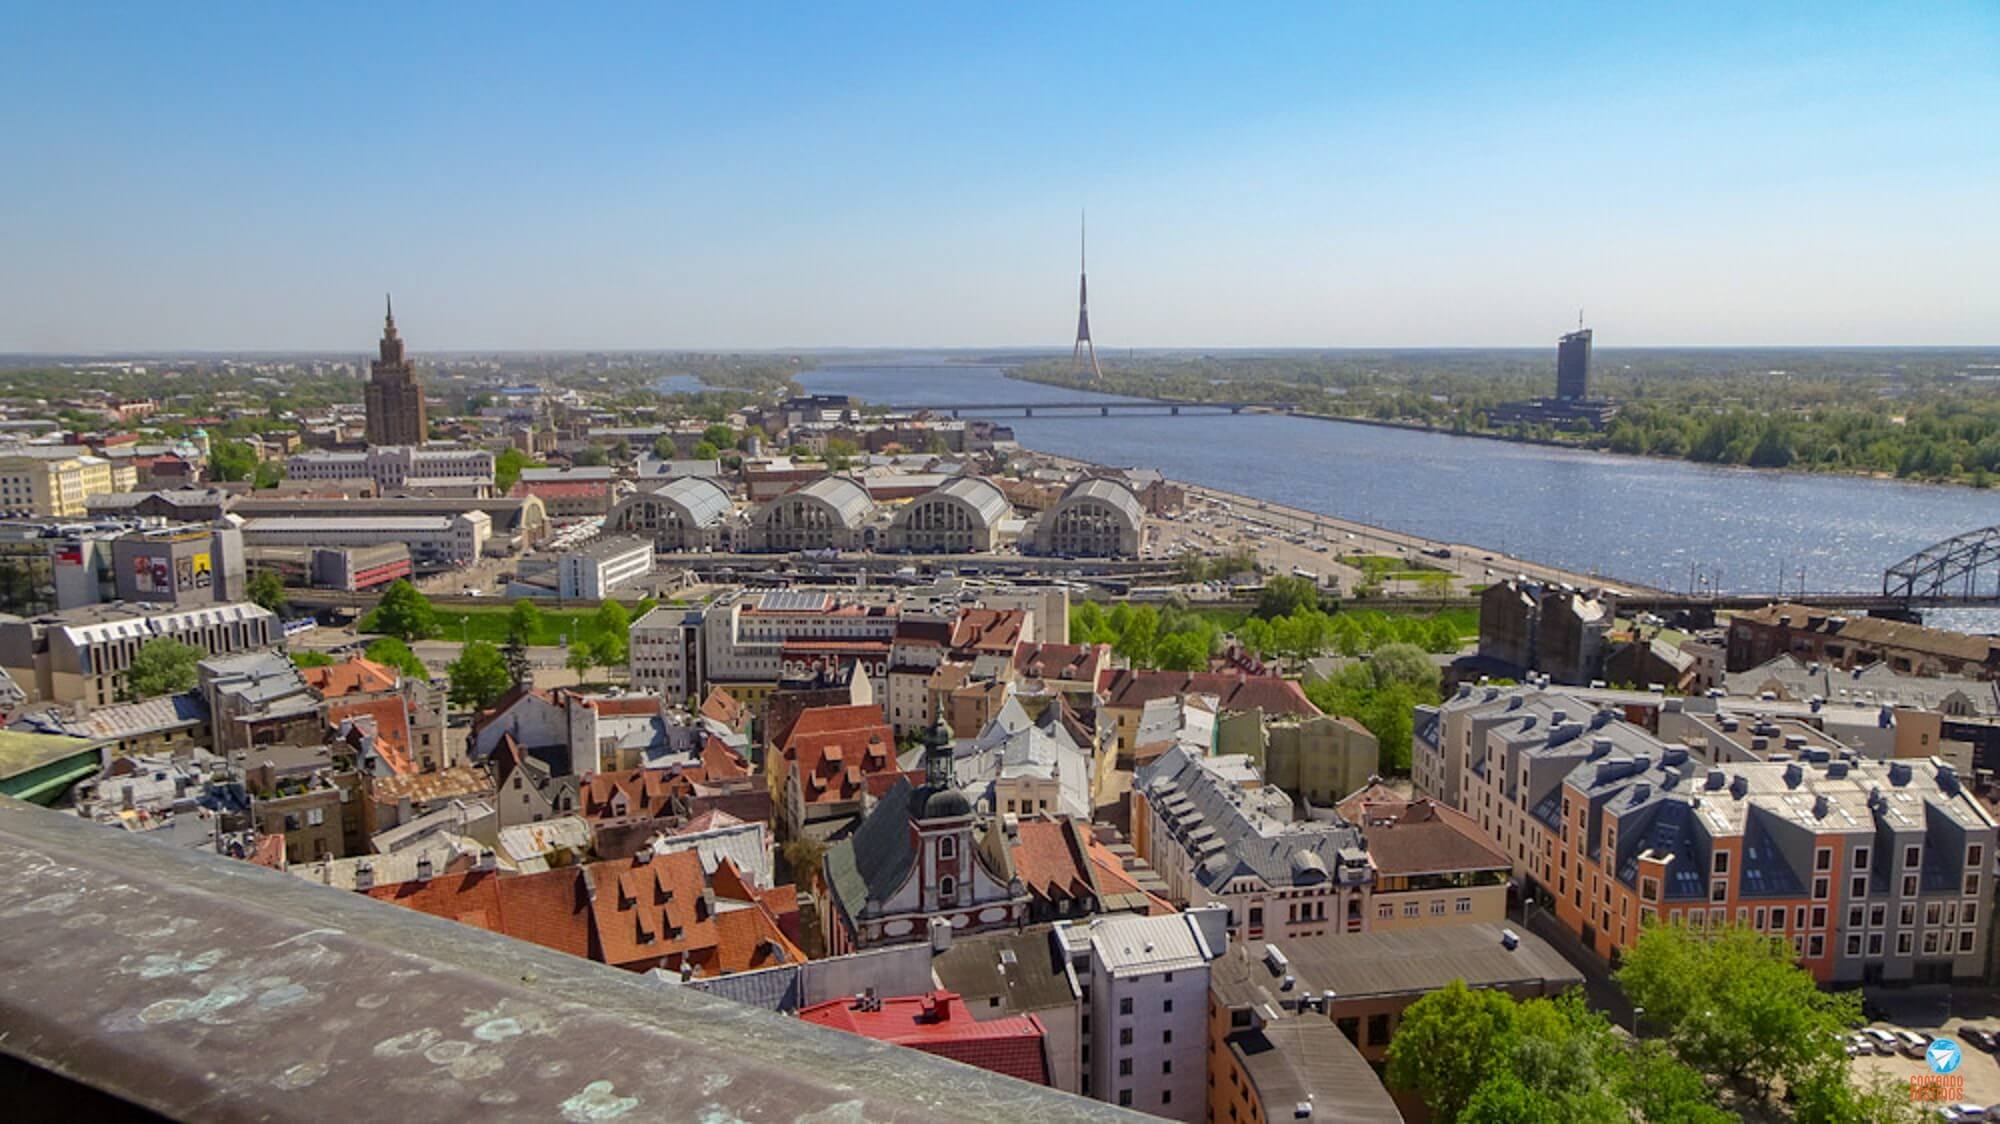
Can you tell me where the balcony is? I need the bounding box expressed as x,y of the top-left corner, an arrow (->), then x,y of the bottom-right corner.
0,797 -> 1138,1122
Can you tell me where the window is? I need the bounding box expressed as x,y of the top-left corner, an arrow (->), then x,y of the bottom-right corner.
1853,847 -> 1870,871
939,875 -> 955,902
1162,1029 -> 1173,1045
1850,876 -> 1867,898
1808,935 -> 1825,958
1966,904 -> 1979,926
1963,929 -> 1978,952
1903,875 -> 1919,898
1968,874 -> 1982,897
1811,906 -> 1827,929
1162,1060 -> 1172,1074
1868,933 -> 1884,956
1924,931 -> 1940,955
1378,902 -> 1393,920
1815,848 -> 1832,871
1870,904 -> 1886,927
1811,877 -> 1829,901
1119,1059 -> 1132,1077
1163,999 -> 1173,1013
1847,905 -> 1864,929
1161,1091 -> 1172,1106
1846,934 -> 1862,957
1120,997 -> 1133,1015
1901,903 -> 1917,927
1926,902 -> 1943,926
1119,1028 -> 1133,1046
1898,932 -> 1913,956
1970,845 -> 1985,868
1906,845 -> 1922,869
1118,1091 -> 1131,1107
1367,1013 -> 1391,1043
1455,897 -> 1472,914
1754,907 -> 1767,930
1795,906 -> 1808,930
1713,852 -> 1730,874
1711,880 -> 1728,904
1430,900 -> 1446,916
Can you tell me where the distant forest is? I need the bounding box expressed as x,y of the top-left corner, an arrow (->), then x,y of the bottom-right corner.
1016,348 -> 2000,486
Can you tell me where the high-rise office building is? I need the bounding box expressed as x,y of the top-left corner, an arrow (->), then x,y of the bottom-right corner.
1555,327 -> 1592,401
364,296 -> 428,447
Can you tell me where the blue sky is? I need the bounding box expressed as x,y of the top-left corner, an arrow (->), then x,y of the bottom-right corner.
2,2 -> 1995,351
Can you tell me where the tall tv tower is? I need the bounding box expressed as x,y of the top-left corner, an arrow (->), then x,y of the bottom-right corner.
1072,211 -> 1103,380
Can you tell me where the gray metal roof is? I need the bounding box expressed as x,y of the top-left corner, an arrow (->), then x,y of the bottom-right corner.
1055,477 -> 1142,527
894,476 -> 1011,531
1137,744 -> 1367,894
651,476 -> 734,526
768,475 -> 874,528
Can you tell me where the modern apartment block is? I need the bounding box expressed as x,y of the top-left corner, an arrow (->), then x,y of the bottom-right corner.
0,601 -> 280,708
1416,683 -> 1998,983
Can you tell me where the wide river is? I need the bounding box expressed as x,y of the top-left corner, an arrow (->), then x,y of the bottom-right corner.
785,362 -> 2000,604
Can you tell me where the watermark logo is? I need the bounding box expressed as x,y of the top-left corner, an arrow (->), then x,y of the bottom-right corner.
1928,1037 -> 1962,1075
1911,1036 -> 1967,1103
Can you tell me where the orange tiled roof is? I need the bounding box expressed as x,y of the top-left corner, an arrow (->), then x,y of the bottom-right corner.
1010,818 -> 1093,903
580,769 -> 678,821
586,849 -> 717,970
699,686 -> 746,728
369,765 -> 491,807
303,657 -> 399,698
951,609 -> 1027,655
328,695 -> 415,776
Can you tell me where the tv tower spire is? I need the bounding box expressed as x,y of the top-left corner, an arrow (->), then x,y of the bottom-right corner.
1072,210 -> 1102,380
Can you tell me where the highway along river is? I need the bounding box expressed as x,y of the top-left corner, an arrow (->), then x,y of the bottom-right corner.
778,362 -> 2000,606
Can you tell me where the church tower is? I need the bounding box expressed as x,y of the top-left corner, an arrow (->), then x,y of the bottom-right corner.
364,295 -> 428,447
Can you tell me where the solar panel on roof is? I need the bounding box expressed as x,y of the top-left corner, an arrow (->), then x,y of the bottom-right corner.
757,590 -> 832,613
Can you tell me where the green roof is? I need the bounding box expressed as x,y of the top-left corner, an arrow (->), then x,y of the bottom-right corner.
0,730 -> 106,805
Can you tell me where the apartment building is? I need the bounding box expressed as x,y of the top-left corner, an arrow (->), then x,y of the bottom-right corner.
556,535 -> 652,599
1133,746 -> 1373,942
1417,684 -> 1999,983
1055,907 -> 1228,1119
0,601 -> 280,708
239,513 -> 490,567
0,449 -> 115,517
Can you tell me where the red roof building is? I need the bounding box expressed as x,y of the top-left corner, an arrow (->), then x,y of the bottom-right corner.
798,990 -> 1049,1086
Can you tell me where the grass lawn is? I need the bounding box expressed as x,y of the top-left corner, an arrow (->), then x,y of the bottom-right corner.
366,599 -> 682,647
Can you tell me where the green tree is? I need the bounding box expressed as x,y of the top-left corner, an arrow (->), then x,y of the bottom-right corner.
125,636 -> 201,699
505,599 -> 545,646
447,640 -> 512,709
361,579 -> 439,641
566,643 -> 599,684
590,599 -> 631,666
573,445 -> 609,467
290,650 -> 335,669
207,439 -> 258,482
494,447 -> 541,493
246,569 -> 288,615
1386,979 -> 1521,1122
252,460 -> 284,489
1254,574 -> 1320,619
823,437 -> 859,470
692,440 -> 721,460
652,434 -> 680,459
702,423 -> 736,449
1370,641 -> 1442,693
1152,630 -> 1210,671
1617,921 -> 1858,1098
363,636 -> 430,681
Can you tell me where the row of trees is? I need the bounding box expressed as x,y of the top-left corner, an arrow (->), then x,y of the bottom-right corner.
1388,922 -> 1917,1123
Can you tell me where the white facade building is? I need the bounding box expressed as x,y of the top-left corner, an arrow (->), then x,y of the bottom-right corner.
557,536 -> 653,599
285,445 -> 496,495
1058,907 -> 1227,1118
240,512 -> 490,567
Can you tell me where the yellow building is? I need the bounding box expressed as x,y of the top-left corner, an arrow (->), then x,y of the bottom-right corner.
0,451 -> 116,517
1337,783 -> 1512,932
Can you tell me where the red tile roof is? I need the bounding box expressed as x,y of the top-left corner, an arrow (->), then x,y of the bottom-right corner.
781,706 -> 901,806
510,479 -> 610,499
327,695 -> 415,776
303,657 -> 399,698
951,609 -> 1027,656
580,769 -> 679,821
1335,784 -> 1512,876
1013,642 -> 1108,683
1010,819 -> 1093,905
798,990 -> 1049,1086
699,686 -> 747,729
1102,669 -> 1321,719
364,867 -> 593,959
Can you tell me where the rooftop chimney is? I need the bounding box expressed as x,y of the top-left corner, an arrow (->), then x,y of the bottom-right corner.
415,855 -> 434,881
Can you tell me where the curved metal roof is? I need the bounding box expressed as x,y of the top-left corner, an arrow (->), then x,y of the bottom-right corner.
893,475 -> 1012,530
651,475 -> 734,526
1055,477 -> 1143,527
766,475 -> 874,528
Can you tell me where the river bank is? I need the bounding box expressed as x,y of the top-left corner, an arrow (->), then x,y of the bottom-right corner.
1003,366 -> 1995,492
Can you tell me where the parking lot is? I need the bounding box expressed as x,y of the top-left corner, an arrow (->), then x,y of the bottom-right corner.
1850,998 -> 2000,1114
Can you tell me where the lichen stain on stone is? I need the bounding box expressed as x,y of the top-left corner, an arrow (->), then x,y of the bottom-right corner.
373,1027 -> 442,1057
560,1080 -> 640,1122
699,1072 -> 734,1096
447,1052 -> 506,1081
472,1015 -> 525,1042
17,890 -> 82,914
422,1039 -> 476,1065
271,1061 -> 328,1090
696,1105 -> 752,1124
355,992 -> 392,1009
793,1100 -> 867,1123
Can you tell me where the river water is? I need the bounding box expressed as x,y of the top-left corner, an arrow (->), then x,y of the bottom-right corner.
787,363 -> 2000,604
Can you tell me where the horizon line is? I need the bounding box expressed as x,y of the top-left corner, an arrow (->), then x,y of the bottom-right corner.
6,341 -> 2000,358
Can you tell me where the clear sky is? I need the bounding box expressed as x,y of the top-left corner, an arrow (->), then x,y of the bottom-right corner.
2,2 -> 1996,352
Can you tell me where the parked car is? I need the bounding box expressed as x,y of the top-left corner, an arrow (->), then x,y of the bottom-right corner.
1864,1028 -> 1899,1055
1898,1029 -> 1932,1057
1963,1027 -> 1999,1051
1936,1104 -> 1986,1122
